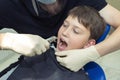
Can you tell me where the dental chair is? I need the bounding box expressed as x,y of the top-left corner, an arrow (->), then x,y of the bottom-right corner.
84,24 -> 111,80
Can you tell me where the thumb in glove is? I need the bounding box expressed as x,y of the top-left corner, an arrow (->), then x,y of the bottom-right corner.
55,46 -> 100,72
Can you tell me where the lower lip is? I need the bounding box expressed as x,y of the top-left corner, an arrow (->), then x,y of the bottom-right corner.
57,46 -> 65,51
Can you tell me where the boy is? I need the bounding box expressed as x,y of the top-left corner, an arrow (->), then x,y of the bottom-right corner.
4,5 -> 106,80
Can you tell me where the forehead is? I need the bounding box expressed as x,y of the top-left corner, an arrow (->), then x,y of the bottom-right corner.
65,16 -> 79,24
65,16 -> 85,28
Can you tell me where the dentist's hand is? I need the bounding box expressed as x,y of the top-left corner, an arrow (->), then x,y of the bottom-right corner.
0,33 -> 50,56
55,46 -> 100,72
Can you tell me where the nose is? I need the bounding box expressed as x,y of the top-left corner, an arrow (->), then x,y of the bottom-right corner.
62,27 -> 71,37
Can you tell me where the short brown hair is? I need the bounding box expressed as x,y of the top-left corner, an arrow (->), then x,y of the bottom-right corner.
68,6 -> 106,40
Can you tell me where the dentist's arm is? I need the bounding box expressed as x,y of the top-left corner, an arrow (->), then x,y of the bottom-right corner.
97,4 -> 120,55
55,4 -> 120,72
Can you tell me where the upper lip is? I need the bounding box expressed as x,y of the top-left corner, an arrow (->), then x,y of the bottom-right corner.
59,36 -> 68,45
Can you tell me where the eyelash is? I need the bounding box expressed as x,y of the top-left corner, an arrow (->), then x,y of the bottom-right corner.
63,23 -> 68,28
73,29 -> 79,34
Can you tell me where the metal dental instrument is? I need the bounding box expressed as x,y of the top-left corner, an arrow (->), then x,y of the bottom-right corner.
46,36 -> 57,44
46,36 -> 57,50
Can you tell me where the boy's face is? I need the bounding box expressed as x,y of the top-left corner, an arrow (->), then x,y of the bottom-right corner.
56,16 -> 95,51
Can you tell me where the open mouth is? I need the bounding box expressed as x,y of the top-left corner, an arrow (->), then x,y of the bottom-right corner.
57,38 -> 68,51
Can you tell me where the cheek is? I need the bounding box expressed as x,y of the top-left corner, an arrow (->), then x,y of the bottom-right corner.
69,39 -> 83,49
69,37 -> 89,49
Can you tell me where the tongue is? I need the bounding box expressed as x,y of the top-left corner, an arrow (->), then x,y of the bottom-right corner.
58,42 -> 67,51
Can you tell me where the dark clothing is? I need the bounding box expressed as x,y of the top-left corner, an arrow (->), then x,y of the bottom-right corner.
7,48 -> 89,80
0,0 -> 107,38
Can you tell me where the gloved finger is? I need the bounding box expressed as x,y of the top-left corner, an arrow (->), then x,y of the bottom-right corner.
59,61 -> 66,67
55,51 -> 68,57
59,62 -> 77,72
69,68 -> 79,72
56,56 -> 66,63
25,52 -> 36,57
35,43 -> 48,55
44,40 -> 50,49
35,41 -> 49,55
41,46 -> 47,53
35,48 -> 43,55
41,40 -> 50,52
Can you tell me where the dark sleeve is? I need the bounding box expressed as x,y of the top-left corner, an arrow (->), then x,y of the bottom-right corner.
77,0 -> 107,11
23,48 -> 53,65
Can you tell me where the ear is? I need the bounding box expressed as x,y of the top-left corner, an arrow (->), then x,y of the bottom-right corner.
83,39 -> 96,48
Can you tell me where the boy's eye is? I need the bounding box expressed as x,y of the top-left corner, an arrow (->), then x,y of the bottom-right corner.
73,29 -> 80,34
63,22 -> 68,27
63,24 -> 67,27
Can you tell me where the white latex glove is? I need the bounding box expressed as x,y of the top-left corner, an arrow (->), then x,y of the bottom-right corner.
55,46 -> 100,72
0,32 -> 50,56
